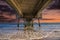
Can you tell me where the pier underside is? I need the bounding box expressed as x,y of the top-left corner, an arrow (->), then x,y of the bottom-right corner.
0,0 -> 60,40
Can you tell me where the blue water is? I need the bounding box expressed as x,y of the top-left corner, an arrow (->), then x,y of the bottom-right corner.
0,23 -> 60,31
40,23 -> 60,31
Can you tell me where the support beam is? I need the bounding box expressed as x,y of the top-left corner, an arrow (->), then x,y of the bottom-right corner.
6,0 -> 23,16
37,0 -> 52,18
38,18 -> 40,27
32,0 -> 52,18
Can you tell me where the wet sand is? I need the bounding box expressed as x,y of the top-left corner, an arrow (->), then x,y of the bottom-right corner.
0,30 -> 60,40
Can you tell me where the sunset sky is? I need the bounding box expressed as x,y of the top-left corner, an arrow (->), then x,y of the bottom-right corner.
40,0 -> 60,23
42,9 -> 60,19
40,9 -> 60,23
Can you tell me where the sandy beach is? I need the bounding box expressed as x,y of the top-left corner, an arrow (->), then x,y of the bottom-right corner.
0,29 -> 60,40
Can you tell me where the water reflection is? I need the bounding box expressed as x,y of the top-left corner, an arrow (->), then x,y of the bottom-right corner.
0,23 -> 60,32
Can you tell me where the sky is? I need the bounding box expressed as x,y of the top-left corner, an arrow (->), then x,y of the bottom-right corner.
40,0 -> 60,23
42,9 -> 60,19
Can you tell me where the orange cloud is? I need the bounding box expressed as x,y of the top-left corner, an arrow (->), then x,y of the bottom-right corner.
42,10 -> 60,19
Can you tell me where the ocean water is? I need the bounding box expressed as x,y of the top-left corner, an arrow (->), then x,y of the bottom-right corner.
40,23 -> 60,31
0,23 -> 60,32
